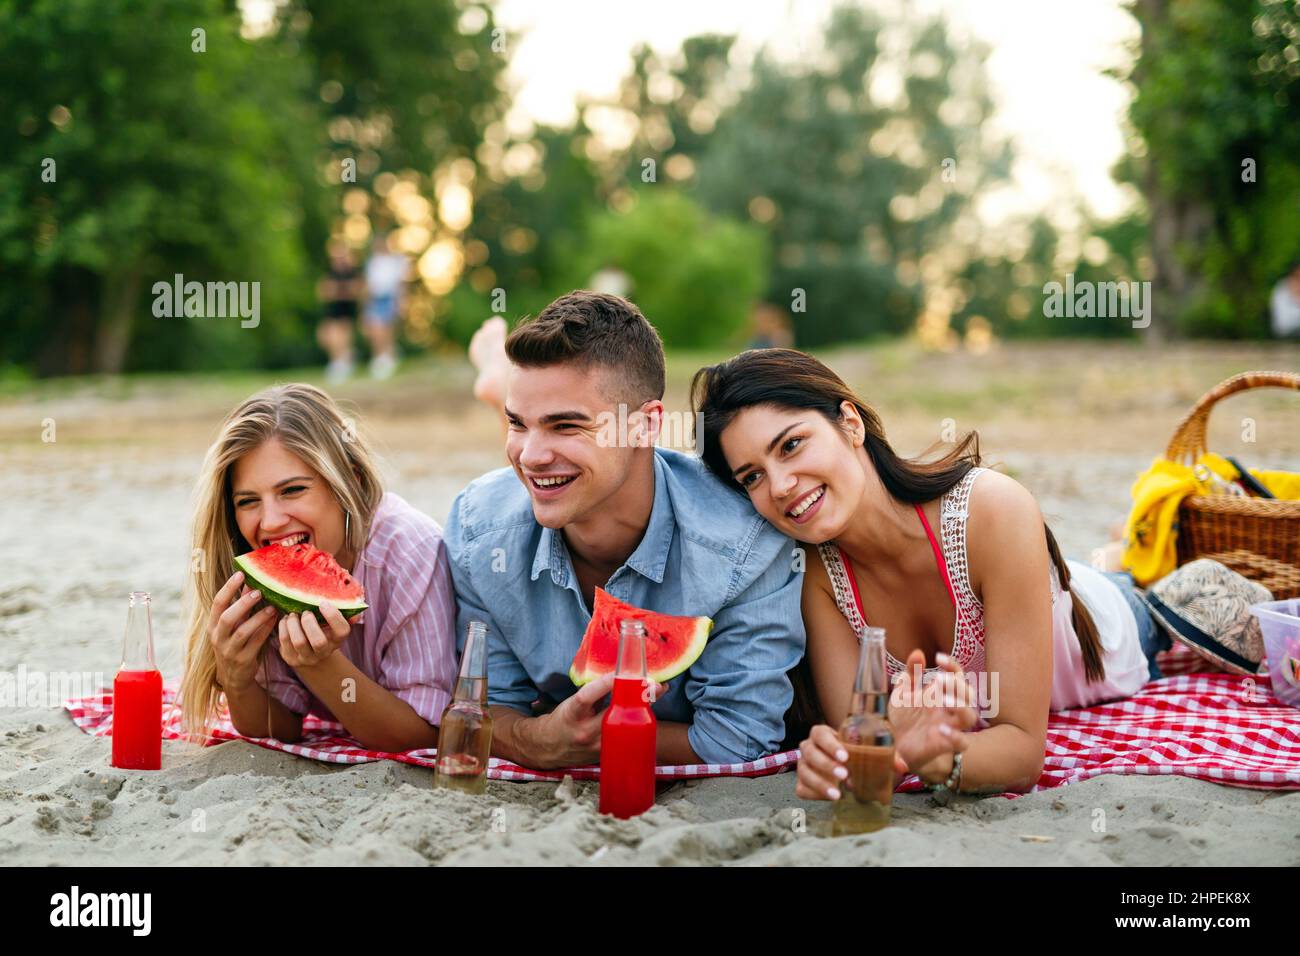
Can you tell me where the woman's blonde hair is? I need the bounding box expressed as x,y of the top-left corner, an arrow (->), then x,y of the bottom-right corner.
178,383 -> 384,740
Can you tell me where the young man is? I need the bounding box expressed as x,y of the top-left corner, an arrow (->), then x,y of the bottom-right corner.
444,291 -> 805,769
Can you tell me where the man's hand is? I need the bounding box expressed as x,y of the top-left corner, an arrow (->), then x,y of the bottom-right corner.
517,673 -> 667,768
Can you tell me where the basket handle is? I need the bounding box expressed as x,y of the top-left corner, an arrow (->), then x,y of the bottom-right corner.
1164,370 -> 1300,464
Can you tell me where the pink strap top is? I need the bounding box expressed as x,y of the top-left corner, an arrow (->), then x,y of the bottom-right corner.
835,503 -> 956,616
818,467 -> 988,680
819,467 -> 1151,712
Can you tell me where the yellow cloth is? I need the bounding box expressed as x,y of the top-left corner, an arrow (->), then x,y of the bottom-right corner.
1122,453 -> 1299,586
1256,469 -> 1300,500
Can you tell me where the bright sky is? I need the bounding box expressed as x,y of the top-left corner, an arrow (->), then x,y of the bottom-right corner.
494,0 -> 1140,224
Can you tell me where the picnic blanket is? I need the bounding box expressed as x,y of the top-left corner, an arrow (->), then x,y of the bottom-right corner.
63,684 -> 800,782
64,648 -> 1300,796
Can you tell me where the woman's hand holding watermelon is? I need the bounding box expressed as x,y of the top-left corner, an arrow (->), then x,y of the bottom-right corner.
208,571 -> 280,691
275,600 -> 353,670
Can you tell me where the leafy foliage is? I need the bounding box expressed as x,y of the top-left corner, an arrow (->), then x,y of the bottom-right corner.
1123,0 -> 1300,336
566,190 -> 766,349
0,0 -> 504,376
691,7 -> 1011,345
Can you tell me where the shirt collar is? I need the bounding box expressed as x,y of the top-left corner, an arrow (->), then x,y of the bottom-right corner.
528,452 -> 675,586
530,524 -> 567,584
624,453 -> 673,584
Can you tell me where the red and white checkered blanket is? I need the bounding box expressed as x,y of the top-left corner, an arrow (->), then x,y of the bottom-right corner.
62,685 -> 799,782
63,649 -> 1300,795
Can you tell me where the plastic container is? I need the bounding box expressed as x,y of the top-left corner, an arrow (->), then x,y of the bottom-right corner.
1249,599 -> 1300,708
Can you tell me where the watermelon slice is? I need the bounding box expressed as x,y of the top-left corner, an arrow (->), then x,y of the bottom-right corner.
233,542 -> 367,619
569,588 -> 712,686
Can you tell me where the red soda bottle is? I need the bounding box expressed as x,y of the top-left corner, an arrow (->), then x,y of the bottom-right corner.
111,590 -> 162,770
598,618 -> 657,819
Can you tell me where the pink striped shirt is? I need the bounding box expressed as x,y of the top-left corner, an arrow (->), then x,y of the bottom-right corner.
254,491 -> 458,727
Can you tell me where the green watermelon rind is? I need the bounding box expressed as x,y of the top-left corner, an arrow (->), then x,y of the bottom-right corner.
568,591 -> 712,687
232,551 -> 368,619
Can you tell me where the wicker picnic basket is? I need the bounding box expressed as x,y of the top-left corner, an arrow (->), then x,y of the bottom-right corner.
1165,370 -> 1300,599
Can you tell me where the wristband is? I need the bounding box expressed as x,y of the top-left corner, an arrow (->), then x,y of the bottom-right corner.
925,750 -> 963,793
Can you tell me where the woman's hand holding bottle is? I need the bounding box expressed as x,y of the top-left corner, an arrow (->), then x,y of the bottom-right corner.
795,723 -> 855,800
797,648 -> 979,800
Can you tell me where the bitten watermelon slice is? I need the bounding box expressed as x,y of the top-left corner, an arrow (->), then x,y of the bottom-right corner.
569,588 -> 712,686
233,542 -> 367,619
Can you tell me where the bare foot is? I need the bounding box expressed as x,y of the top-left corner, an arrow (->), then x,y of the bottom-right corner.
1089,540 -> 1126,572
469,316 -> 509,411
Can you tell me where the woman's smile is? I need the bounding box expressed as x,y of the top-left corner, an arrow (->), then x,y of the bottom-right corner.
785,484 -> 827,524
261,530 -> 312,548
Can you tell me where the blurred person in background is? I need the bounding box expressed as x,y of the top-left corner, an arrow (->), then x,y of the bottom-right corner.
363,233 -> 412,379
588,260 -> 632,299
315,240 -> 364,384
470,315 -> 509,411
747,301 -> 795,350
1269,260 -> 1300,339
467,259 -> 633,410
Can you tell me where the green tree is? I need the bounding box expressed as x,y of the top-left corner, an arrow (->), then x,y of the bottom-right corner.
950,208 -> 1151,341
605,34 -> 738,189
1123,0 -> 1300,337
450,34 -> 734,349
566,190 -> 767,349
0,0 -> 506,377
690,5 -> 1013,346
281,0 -> 507,356
0,0 -> 316,376
449,123 -> 604,345
295,0 -> 505,196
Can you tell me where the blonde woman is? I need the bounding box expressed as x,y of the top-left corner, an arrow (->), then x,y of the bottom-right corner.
179,383 -> 457,752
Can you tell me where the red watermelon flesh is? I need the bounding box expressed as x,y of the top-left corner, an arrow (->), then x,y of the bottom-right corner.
233,542 -> 367,618
569,588 -> 712,686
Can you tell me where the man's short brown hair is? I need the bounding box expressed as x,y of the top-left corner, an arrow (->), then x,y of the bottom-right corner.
505,290 -> 666,403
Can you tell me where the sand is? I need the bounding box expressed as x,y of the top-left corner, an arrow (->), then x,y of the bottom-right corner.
4,721 -> 1298,865
2,341 -> 1298,866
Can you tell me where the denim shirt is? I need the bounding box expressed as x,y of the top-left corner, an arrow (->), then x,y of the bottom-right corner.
443,448 -> 806,765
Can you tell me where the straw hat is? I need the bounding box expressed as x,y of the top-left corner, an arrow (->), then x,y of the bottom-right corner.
1142,559 -> 1272,675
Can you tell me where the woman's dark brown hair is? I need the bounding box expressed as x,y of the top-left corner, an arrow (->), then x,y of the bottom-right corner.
690,348 -> 1105,736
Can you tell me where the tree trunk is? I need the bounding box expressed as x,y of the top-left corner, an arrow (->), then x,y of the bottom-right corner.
1146,181 -> 1214,344
1135,0 -> 1215,344
38,266 -> 99,377
93,266 -> 144,375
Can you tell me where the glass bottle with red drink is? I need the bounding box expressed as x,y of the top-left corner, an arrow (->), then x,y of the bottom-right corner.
599,618 -> 657,819
111,590 -> 162,770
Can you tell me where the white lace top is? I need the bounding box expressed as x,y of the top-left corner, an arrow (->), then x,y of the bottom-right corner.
817,467 -> 1150,711
819,467 -> 987,682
